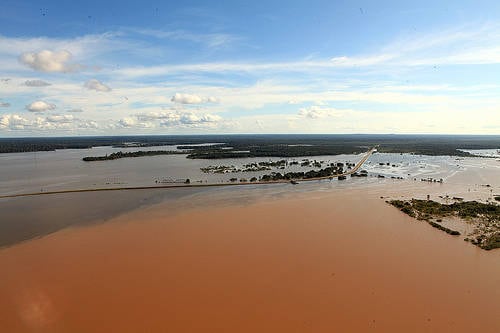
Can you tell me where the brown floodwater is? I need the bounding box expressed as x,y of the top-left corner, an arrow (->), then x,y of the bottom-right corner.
0,188 -> 499,332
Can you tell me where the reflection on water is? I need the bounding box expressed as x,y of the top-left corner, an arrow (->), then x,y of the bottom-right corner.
0,187 -> 210,248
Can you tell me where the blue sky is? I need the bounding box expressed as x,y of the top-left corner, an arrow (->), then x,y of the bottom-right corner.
0,0 -> 499,136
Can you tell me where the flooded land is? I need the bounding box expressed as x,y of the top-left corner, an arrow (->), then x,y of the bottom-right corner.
0,135 -> 499,332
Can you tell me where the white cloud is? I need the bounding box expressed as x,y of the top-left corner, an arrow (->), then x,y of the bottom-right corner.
115,116 -> 154,129
24,79 -> 51,87
206,96 -> 219,103
135,109 -> 222,128
1,33 -> 117,57
32,117 -> 71,130
84,79 -> 112,92
0,101 -> 10,107
130,29 -> 237,49
171,93 -> 218,104
0,113 -> 100,131
35,115 -> 99,130
0,114 -> 30,130
114,61 -> 330,78
171,93 -> 202,104
66,108 -> 83,113
330,54 -> 396,66
298,106 -> 343,119
45,114 -> 74,123
113,23 -> 500,79
26,100 -> 56,112
0,33 -> 123,73
78,120 -> 99,129
19,50 -> 78,72
117,117 -> 136,128
161,112 -> 221,127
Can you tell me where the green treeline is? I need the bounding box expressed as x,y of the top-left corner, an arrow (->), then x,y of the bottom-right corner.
1,135 -> 499,157
82,150 -> 186,161
260,166 -> 343,181
390,199 -> 500,220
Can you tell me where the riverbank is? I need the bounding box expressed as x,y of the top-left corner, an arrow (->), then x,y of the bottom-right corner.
0,185 -> 498,332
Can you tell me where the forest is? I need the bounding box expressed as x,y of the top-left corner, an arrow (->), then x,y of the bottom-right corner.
1,134 -> 499,158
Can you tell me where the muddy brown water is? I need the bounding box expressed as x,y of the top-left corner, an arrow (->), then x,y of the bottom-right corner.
0,188 -> 498,332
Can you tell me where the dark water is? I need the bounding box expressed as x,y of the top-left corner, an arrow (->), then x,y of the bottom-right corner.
0,187 -> 212,248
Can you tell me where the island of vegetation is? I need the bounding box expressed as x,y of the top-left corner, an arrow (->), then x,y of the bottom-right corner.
200,159 -> 352,174
82,150 -> 187,161
388,199 -> 500,250
259,165 -> 344,181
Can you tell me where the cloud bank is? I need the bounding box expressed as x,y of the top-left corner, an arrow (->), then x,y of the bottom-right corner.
0,113 -> 98,131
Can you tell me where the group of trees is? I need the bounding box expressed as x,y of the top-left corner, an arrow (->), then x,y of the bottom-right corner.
246,160 -> 287,168
2,135 -> 499,157
390,199 -> 499,220
351,170 -> 368,177
82,150 -> 185,161
260,166 -> 343,181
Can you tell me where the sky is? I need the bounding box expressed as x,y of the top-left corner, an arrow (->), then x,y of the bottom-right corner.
0,0 -> 499,136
